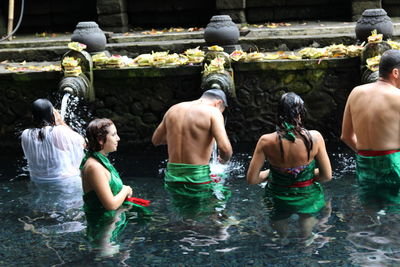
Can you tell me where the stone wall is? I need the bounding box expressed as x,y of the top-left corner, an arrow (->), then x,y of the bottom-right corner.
0,58 -> 360,148
229,59 -> 360,143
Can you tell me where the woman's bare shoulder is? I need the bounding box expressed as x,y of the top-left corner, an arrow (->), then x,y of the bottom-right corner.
258,132 -> 278,145
82,158 -> 106,177
308,130 -> 325,145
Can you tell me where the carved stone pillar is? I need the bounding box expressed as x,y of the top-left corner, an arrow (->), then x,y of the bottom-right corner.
216,0 -> 246,23
97,0 -> 129,33
352,0 -> 382,21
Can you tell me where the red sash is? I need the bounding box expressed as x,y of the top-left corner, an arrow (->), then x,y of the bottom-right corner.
357,150 -> 400,157
287,177 -> 316,188
173,180 -> 212,185
125,197 -> 151,207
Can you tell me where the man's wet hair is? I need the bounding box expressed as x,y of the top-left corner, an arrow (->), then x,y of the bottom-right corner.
379,49 -> 400,78
201,89 -> 228,107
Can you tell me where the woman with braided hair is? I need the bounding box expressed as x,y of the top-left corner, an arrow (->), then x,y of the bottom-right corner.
247,92 -> 332,242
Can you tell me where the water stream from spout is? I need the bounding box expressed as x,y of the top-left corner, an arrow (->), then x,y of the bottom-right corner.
211,141 -> 218,165
60,93 -> 70,121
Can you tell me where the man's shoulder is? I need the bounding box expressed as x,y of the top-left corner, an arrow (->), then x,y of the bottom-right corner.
350,83 -> 370,94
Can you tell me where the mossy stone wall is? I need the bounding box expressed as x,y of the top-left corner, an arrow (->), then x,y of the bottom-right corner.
0,58 -> 360,148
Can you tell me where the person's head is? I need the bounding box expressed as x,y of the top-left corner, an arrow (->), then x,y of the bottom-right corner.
86,118 -> 120,153
31,98 -> 55,128
379,49 -> 400,80
276,92 -> 313,160
201,89 -> 228,112
277,92 -> 306,127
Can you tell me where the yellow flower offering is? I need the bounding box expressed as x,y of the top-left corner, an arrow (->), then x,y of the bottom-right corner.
68,42 -> 87,52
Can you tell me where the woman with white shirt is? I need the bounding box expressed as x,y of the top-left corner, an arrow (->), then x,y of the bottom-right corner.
21,98 -> 85,212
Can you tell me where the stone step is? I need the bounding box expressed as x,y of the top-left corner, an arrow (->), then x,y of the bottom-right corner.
1,19 -> 400,61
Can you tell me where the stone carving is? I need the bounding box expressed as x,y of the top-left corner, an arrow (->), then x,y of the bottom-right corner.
204,15 -> 240,53
355,9 -> 393,43
71,22 -> 107,53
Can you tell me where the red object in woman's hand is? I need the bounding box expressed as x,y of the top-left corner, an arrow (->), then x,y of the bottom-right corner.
126,197 -> 151,207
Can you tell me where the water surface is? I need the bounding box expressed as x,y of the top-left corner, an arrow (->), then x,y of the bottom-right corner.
1,144 -> 400,266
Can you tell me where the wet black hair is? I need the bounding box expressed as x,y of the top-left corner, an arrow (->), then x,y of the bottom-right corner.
31,98 -> 56,141
379,49 -> 400,79
201,89 -> 228,107
276,92 -> 313,160
86,118 -> 114,152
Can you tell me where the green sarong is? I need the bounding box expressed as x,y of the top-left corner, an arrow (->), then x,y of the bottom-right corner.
265,160 -> 325,220
80,151 -> 150,246
164,163 -> 231,219
356,150 -> 400,210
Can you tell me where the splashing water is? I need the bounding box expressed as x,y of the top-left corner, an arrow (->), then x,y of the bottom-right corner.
58,94 -> 89,136
210,142 -> 232,180
211,142 -> 218,165
60,93 -> 70,120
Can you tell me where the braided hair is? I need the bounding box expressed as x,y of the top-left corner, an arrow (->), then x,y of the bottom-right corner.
276,92 -> 313,160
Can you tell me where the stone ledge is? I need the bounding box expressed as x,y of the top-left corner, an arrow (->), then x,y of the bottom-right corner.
94,65 -> 202,78
233,57 -> 360,71
0,57 -> 359,80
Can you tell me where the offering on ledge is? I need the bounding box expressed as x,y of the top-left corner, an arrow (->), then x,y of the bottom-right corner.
230,50 -> 246,61
67,42 -> 87,52
203,57 -> 225,76
184,47 -> 205,64
367,30 -> 383,43
62,56 -> 82,76
208,45 -> 224,52
366,55 -> 381,72
244,51 -> 264,62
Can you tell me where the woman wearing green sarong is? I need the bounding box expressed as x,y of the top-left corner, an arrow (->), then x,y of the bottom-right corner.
81,119 -> 148,257
247,92 -> 332,241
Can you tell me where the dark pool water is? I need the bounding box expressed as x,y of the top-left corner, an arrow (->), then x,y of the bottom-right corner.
1,144 -> 400,266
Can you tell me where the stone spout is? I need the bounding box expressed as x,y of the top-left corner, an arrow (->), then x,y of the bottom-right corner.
360,41 -> 391,84
59,75 -> 94,100
201,50 -> 236,97
60,48 -> 95,101
201,71 -> 235,97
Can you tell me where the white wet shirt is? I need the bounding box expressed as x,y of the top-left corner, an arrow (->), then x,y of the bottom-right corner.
21,125 -> 85,183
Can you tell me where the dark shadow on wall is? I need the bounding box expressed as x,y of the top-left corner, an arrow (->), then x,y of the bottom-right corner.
382,0 -> 400,17
127,0 -> 217,29
246,0 -> 352,23
3,0 -> 97,34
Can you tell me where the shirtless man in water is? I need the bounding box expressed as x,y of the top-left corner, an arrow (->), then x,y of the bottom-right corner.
152,89 -> 232,217
152,89 -> 232,165
341,49 -> 400,209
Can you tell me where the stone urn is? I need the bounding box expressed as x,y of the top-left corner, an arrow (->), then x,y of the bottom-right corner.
204,15 -> 240,54
71,21 -> 107,53
355,9 -> 393,44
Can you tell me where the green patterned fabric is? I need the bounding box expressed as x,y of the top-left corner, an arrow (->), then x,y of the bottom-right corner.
164,163 -> 231,218
80,151 -> 149,246
265,160 -> 325,218
356,152 -> 400,210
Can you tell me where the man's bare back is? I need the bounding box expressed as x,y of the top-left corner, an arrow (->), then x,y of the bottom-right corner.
152,92 -> 232,165
342,50 -> 400,151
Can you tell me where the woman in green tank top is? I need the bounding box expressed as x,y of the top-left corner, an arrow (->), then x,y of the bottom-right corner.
80,118 -> 133,257
247,92 -> 332,242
